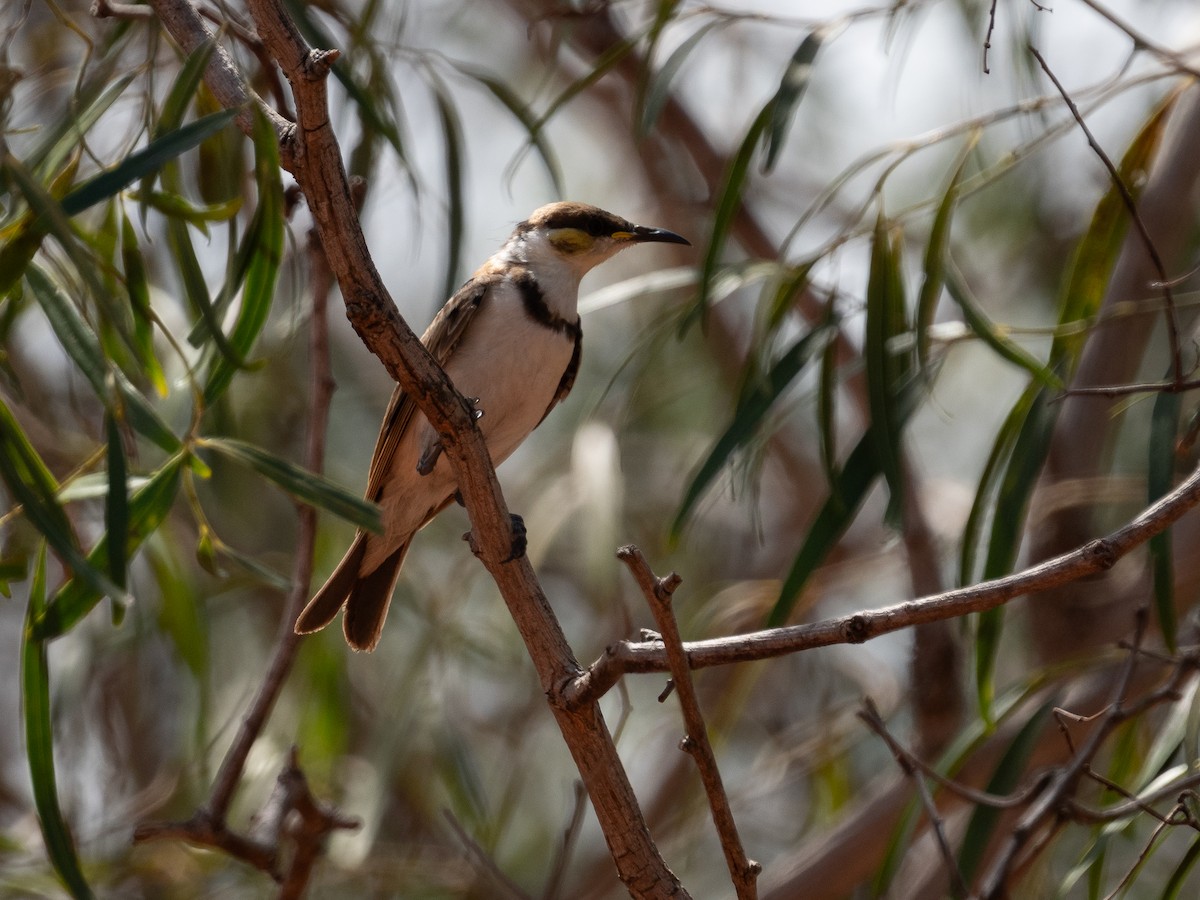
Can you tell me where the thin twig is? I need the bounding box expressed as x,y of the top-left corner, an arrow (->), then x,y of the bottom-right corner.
567,462 -> 1200,707
858,699 -> 969,899
1076,0 -> 1200,80
1031,45 -> 1185,387
617,545 -> 760,900
442,809 -> 535,900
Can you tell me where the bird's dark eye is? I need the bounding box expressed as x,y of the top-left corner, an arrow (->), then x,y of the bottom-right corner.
548,228 -> 594,253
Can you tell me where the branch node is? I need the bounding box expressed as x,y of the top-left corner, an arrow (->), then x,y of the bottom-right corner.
305,48 -> 340,79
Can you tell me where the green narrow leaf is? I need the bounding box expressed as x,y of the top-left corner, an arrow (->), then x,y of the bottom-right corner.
967,96 -> 1175,716
1148,388 -> 1181,649
672,325 -> 833,538
771,367 -> 921,626
33,457 -> 184,640
685,105 -> 772,332
202,111 -> 283,405
1161,836 -> 1200,900
26,74 -> 137,183
957,701 -> 1054,885
864,211 -> 910,526
975,387 -> 1057,718
464,70 -> 563,196
638,21 -> 719,136
429,73 -> 465,303
24,265 -> 179,453
129,190 -> 241,228
22,549 -> 95,899
103,411 -> 129,594
772,430 -> 878,626
201,437 -> 382,534
818,303 -> 839,490
943,264 -> 1062,390
119,208 -> 167,397
761,31 -> 823,173
59,109 -> 239,217
158,40 -> 218,136
916,137 -> 975,379
0,398 -> 127,608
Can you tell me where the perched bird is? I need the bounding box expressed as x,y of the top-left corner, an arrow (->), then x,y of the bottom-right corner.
295,202 -> 690,650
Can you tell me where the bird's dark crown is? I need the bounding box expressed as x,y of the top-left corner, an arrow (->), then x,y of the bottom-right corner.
519,202 -> 633,239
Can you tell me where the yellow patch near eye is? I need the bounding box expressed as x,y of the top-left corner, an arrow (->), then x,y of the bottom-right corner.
548,228 -> 594,253
611,230 -> 635,241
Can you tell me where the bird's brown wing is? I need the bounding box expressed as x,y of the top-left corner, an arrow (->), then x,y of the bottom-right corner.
538,324 -> 582,426
363,276 -> 494,500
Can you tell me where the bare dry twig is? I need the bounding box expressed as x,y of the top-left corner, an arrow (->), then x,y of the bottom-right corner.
858,699 -> 969,899
567,461 -> 1200,707
618,545 -> 760,900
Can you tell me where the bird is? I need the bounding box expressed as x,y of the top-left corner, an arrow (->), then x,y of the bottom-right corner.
295,202 -> 690,651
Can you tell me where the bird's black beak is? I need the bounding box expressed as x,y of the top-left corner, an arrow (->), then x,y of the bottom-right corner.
631,224 -> 691,246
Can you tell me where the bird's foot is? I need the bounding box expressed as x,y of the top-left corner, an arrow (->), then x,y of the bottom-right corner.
462,513 -> 527,563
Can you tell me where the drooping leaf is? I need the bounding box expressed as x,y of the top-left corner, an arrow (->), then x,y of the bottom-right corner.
1148,387 -> 1181,649
638,21 -> 719,137
685,105 -> 771,332
24,264 -> 179,453
864,211 -> 912,526
119,208 -> 167,397
428,71 -> 465,303
942,264 -> 1061,390
762,31 -> 824,173
0,397 -> 127,609
60,109 -> 239,217
22,549 -> 95,900
202,111 -> 284,405
202,437 -> 382,534
463,70 -> 564,197
916,136 -> 975,379
33,456 -> 184,640
967,95 -> 1176,716
26,74 -> 137,184
672,325 -> 833,538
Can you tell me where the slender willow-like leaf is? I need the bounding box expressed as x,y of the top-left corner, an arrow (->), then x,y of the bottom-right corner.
24,265 -> 179,452
119,208 -> 167,396
22,550 -> 95,900
462,70 -> 564,196
762,31 -> 823,173
429,71 -> 465,303
59,109 -> 238,217
864,212 -> 910,526
202,437 -> 382,534
104,411 -> 129,594
685,105 -> 771,332
942,264 -> 1062,389
966,96 -> 1175,717
672,325 -> 832,538
0,398 -> 126,608
1148,388 -> 1181,649
28,73 -> 136,184
916,138 -> 974,379
638,21 -> 719,136
202,112 -> 283,405
33,457 -> 184,640
1162,837 -> 1200,900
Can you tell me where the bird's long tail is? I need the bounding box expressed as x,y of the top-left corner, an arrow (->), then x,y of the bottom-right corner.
295,534 -> 409,652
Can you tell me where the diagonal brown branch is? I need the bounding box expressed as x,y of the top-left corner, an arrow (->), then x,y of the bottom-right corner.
140,0 -> 686,895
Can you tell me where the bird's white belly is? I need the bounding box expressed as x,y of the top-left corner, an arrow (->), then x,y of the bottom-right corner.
443,306 -> 574,465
